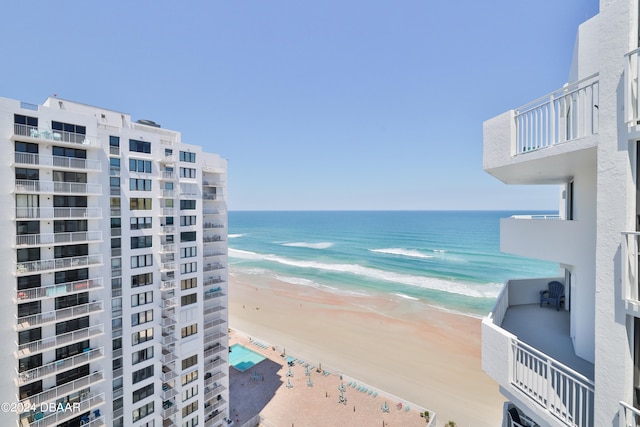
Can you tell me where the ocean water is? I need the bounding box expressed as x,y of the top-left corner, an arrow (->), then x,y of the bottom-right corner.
227,211 -> 559,316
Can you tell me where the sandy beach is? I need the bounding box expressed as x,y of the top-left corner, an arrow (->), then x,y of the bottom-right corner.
228,270 -> 504,426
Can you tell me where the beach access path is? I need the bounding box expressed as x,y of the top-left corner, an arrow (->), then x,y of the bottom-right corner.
228,271 -> 504,427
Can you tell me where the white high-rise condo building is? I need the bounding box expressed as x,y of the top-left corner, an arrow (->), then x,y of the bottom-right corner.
0,96 -> 229,427
482,1 -> 640,426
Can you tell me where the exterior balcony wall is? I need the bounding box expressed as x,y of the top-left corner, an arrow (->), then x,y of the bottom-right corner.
500,217 -> 587,264
13,152 -> 102,172
12,123 -> 99,148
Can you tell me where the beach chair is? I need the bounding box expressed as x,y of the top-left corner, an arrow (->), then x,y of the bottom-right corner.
373,392 -> 378,398
540,280 -> 564,311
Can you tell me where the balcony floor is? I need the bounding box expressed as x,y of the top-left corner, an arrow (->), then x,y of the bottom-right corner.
502,304 -> 594,380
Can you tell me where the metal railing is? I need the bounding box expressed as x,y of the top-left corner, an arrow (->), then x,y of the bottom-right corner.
16,301 -> 103,329
620,401 -> 640,427
15,180 -> 102,195
16,347 -> 103,385
28,393 -> 104,427
511,338 -> 594,427
14,207 -> 102,220
13,123 -> 97,147
15,254 -> 103,275
16,231 -> 103,246
18,371 -> 104,407
14,152 -> 102,171
15,278 -> 103,301
515,73 -> 599,155
16,324 -> 104,356
622,232 -> 640,303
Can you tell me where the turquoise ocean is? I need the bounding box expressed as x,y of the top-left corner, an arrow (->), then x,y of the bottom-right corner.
227,211 -> 559,317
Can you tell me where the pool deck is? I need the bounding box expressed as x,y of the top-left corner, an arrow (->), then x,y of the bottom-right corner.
228,330 -> 434,427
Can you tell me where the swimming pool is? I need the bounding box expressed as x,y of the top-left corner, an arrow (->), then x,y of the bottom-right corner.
229,344 -> 266,372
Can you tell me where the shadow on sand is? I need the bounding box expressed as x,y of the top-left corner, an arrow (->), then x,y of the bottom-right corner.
229,356 -> 283,425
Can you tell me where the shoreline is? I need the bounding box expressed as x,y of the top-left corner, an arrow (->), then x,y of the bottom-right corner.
228,269 -> 505,426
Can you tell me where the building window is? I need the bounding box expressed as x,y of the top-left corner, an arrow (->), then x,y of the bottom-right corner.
182,370 -> 198,386
15,168 -> 39,181
131,236 -> 153,249
54,243 -> 88,258
181,278 -> 197,290
180,246 -> 197,258
183,416 -> 198,427
179,167 -> 196,178
131,328 -> 154,346
52,121 -> 86,136
110,136 -> 120,147
182,401 -> 198,418
131,272 -> 153,288
181,323 -> 197,338
180,215 -> 197,226
181,231 -> 196,242
129,139 -> 151,154
132,383 -> 154,403
132,401 -> 154,422
182,354 -> 198,370
132,346 -> 154,365
130,198 -> 152,210
129,159 -> 152,173
179,151 -> 196,163
131,254 -> 153,268
131,291 -> 153,307
52,146 -> 87,159
130,217 -> 152,230
182,385 -> 198,403
180,200 -> 196,210
131,309 -> 153,326
14,114 -> 38,127
180,262 -> 197,274
129,178 -> 152,191
181,293 -> 197,307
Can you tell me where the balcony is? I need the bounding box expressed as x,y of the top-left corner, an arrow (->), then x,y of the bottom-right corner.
16,347 -> 104,385
13,152 -> 102,171
160,171 -> 175,180
483,74 -> 599,184
12,124 -> 98,148
203,179 -> 225,187
161,189 -> 175,198
16,324 -> 104,357
16,278 -> 103,302
203,263 -> 225,272
29,392 -> 104,427
161,368 -> 177,382
160,208 -> 176,216
15,254 -> 103,275
482,278 -> 594,427
14,207 -> 102,220
204,277 -> 225,288
15,180 -> 103,195
620,402 -> 640,427
15,231 -> 103,247
19,370 -> 104,408
17,301 -> 103,330
621,232 -> 640,315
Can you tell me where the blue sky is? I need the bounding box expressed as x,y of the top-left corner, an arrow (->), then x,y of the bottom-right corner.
1,1 -> 599,210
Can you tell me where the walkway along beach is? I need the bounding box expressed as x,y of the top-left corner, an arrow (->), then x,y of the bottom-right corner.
228,270 -> 504,426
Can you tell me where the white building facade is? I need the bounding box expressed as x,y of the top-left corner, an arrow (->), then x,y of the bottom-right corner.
481,0 -> 640,426
0,96 -> 229,427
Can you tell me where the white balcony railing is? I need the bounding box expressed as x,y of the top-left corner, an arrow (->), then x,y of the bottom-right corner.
15,180 -> 102,195
514,73 -> 599,155
16,324 -> 104,356
28,393 -> 104,427
19,370 -> 104,407
16,347 -> 104,385
14,152 -> 102,171
16,278 -> 103,301
13,123 -> 97,147
16,301 -> 103,330
626,48 -> 640,124
15,254 -> 103,275
16,231 -> 103,247
484,279 -> 594,427
622,232 -> 640,310
620,401 -> 640,427
14,207 -> 102,220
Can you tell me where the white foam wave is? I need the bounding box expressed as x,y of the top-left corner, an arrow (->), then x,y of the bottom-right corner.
282,242 -> 334,249
228,249 -> 500,299
228,234 -> 245,239
275,275 -> 320,288
370,248 -> 433,259
394,293 -> 419,301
